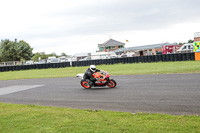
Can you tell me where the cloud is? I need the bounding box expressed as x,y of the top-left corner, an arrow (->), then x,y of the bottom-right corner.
1,0 -> 200,55
28,0 -> 200,38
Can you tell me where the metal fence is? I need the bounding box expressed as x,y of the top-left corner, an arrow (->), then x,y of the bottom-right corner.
0,61 -> 25,66
0,53 -> 195,72
0,62 -> 71,72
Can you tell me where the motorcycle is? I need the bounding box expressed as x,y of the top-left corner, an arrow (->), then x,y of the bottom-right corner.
76,70 -> 117,89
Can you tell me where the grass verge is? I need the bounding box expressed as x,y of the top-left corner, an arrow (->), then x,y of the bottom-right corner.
0,103 -> 200,133
0,61 -> 200,80
1,61 -> 200,132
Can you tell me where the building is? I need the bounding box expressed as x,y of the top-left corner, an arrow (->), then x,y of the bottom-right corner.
98,39 -> 125,52
91,52 -> 117,60
73,53 -> 90,61
194,32 -> 200,42
114,43 -> 177,56
73,52 -> 117,60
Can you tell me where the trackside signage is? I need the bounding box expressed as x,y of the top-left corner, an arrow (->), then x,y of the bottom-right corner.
193,42 -> 200,52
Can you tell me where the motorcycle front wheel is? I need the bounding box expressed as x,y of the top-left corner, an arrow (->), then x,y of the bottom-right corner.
80,80 -> 91,89
106,79 -> 117,88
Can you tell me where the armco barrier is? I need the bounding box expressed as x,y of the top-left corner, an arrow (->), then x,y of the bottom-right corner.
0,53 -> 195,72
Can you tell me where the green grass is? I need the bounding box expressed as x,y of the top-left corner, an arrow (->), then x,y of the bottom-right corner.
0,103 -> 199,133
0,61 -> 200,80
1,61 -> 200,132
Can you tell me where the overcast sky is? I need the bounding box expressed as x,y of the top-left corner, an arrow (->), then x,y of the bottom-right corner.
0,0 -> 200,55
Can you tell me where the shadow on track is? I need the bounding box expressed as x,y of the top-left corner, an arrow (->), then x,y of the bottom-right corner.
82,87 -> 118,91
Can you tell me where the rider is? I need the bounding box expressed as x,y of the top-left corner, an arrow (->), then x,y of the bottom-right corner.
83,65 -> 100,86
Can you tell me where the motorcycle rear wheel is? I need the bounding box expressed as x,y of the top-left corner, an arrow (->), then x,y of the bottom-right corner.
106,79 -> 117,88
80,80 -> 91,89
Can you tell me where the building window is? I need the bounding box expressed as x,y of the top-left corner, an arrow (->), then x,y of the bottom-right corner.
111,46 -> 115,49
106,46 -> 111,49
99,47 -> 105,52
118,45 -> 123,48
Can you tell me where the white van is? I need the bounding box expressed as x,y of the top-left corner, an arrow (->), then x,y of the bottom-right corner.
47,56 -> 57,63
177,43 -> 193,53
59,56 -> 67,62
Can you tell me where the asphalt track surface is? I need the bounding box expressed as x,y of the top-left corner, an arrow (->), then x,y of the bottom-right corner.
0,73 -> 200,115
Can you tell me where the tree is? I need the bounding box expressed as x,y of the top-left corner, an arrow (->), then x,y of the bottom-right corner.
0,39 -> 17,61
61,52 -> 67,56
0,39 -> 33,62
31,52 -> 61,62
173,39 -> 194,46
17,40 -> 33,60
51,52 -> 57,57
60,52 -> 71,57
31,53 -> 41,62
188,39 -> 194,43
32,52 -> 49,61
178,42 -> 185,45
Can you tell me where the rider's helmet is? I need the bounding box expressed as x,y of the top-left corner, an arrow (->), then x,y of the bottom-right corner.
90,65 -> 96,72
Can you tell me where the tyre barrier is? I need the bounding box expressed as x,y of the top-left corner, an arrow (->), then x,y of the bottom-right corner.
0,62 -> 71,72
73,53 -> 195,67
0,53 -> 195,72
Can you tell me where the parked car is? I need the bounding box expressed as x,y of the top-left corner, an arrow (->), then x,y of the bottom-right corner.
25,60 -> 34,65
111,56 -> 118,58
47,56 -> 56,63
79,57 -> 90,61
38,60 -> 46,64
59,56 -> 67,62
120,54 -> 127,58
49,58 -> 60,63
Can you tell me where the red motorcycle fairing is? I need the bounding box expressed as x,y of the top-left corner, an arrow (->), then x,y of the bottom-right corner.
92,70 -> 111,86
94,81 -> 107,86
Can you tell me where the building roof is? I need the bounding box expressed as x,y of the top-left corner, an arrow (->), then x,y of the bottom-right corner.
98,39 -> 125,47
91,51 -> 116,56
114,48 -> 127,53
114,43 -> 176,53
